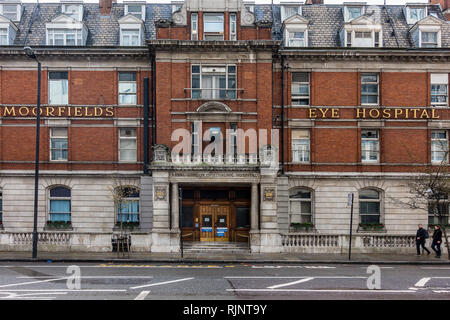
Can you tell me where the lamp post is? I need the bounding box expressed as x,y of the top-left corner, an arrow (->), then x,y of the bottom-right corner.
24,46 -> 41,259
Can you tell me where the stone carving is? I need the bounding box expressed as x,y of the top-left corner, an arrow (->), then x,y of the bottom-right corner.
152,144 -> 170,163
154,186 -> 168,201
263,187 -> 275,201
241,7 -> 255,26
172,6 -> 187,25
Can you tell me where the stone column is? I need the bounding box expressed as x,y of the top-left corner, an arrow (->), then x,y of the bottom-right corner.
171,182 -> 179,231
250,183 -> 259,231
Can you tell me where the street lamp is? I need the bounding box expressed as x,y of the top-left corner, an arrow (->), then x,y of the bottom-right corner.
24,46 -> 41,259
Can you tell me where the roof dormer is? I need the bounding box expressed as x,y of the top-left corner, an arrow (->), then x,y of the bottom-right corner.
343,2 -> 366,22
171,0 -> 183,13
282,14 -> 309,47
409,14 -> 444,48
46,14 -> 88,46
0,0 -> 22,22
124,0 -> 146,21
404,3 -> 427,25
0,14 -> 17,45
280,1 -> 304,22
61,0 -> 83,22
340,15 -> 382,48
118,14 -> 145,46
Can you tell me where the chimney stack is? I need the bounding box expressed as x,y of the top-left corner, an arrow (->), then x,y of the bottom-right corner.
430,0 -> 450,20
99,0 -> 117,16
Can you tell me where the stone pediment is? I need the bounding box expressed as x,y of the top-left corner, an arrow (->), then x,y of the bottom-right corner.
50,14 -> 78,24
413,14 -> 445,26
196,102 -> 232,113
346,15 -> 376,26
283,14 -> 309,26
119,13 -> 145,25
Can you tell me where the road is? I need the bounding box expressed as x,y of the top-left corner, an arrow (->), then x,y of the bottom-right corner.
0,262 -> 448,300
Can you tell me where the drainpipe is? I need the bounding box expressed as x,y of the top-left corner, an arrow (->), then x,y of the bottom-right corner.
143,77 -> 149,174
280,55 -> 285,175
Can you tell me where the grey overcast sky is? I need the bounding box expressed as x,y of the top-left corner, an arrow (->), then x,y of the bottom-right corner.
20,0 -> 430,4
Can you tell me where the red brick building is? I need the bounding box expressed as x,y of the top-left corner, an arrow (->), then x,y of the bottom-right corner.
0,0 -> 449,253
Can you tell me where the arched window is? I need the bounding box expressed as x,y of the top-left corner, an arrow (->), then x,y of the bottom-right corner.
49,186 -> 71,222
359,189 -> 381,224
116,187 -> 140,224
289,188 -> 313,225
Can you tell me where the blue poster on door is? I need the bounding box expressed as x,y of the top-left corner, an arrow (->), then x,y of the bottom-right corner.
216,227 -> 227,237
201,227 -> 213,232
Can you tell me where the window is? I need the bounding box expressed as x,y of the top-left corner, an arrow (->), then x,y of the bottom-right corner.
0,3 -> 20,21
47,29 -> 83,46
0,28 -> 7,45
428,198 -> 450,226
292,130 -> 310,163
236,207 -> 250,228
421,31 -> 438,48
191,13 -> 198,40
431,74 -> 448,106
361,73 -> 378,105
361,130 -> 379,163
229,123 -> 237,158
117,187 -> 140,224
191,122 -> 200,156
289,188 -> 313,225
354,31 -> 372,47
119,128 -> 137,162
50,128 -> 68,161
346,6 -> 362,21
62,4 -> 83,21
245,4 -> 255,13
230,13 -> 237,41
121,29 -> 140,46
286,30 -> 306,47
291,72 -> 309,105
48,72 -> 68,105
282,5 -> 300,21
431,131 -> 448,163
359,189 -> 381,224
374,31 -> 380,47
346,31 -> 352,47
49,186 -> 71,222
118,72 -> 137,105
408,7 -> 425,24
203,13 -> 224,40
172,3 -> 183,13
125,5 -> 145,20
191,65 -> 236,99
181,206 -> 194,227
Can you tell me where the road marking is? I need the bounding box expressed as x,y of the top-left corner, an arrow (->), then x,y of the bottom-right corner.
267,277 -> 314,289
420,267 -> 450,270
17,276 -> 154,279
433,290 -> 450,293
130,277 -> 194,290
225,276 -> 367,279
0,289 -> 127,292
0,277 -> 69,288
134,290 -> 150,300
414,278 -> 431,287
226,289 -> 416,293
0,292 -> 68,300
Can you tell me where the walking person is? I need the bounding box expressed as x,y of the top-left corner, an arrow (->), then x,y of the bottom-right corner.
416,224 -> 431,256
431,225 -> 443,258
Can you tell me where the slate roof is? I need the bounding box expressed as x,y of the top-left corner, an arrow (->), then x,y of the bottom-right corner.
5,2 -> 450,48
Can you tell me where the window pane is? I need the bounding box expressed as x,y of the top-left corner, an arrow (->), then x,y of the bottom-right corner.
289,189 -> 311,199
360,214 -> 380,224
50,187 -> 71,197
292,73 -> 309,82
119,82 -> 137,94
236,207 -> 250,228
359,189 -> 379,200
181,206 -> 194,227
204,14 -> 224,33
119,72 -> 136,82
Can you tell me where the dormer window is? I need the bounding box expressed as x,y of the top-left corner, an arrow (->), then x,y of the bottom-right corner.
421,31 -> 438,48
171,1 -> 183,13
283,14 -> 309,47
281,4 -> 302,22
287,31 -> 306,47
345,30 -> 381,47
244,1 -> 255,13
203,13 -> 224,41
45,14 -> 87,46
343,3 -> 365,22
119,14 -> 144,46
0,3 -> 21,21
124,3 -> 145,20
61,3 -> 83,21
341,15 -> 382,48
409,16 -> 443,48
405,4 -> 427,24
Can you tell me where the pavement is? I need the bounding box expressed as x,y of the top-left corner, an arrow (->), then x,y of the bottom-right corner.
0,250 -> 449,264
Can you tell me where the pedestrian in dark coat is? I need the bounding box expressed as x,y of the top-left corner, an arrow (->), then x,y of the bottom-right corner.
416,224 -> 431,256
431,225 -> 443,258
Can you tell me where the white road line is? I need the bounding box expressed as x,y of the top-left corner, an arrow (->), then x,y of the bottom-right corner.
420,267 -> 450,270
267,277 -> 314,289
224,276 -> 367,279
415,277 -> 431,287
0,277 -> 69,288
134,290 -> 151,300
17,276 -> 154,279
226,289 -> 416,293
433,290 -> 450,293
130,277 -> 194,290
0,289 -> 127,292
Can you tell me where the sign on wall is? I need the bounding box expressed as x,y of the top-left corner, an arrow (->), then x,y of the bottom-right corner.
308,107 -> 440,119
0,106 -> 115,118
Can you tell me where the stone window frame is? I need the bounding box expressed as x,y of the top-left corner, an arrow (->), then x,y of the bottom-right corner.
288,187 -> 314,228
358,187 -> 384,226
47,185 -> 72,224
115,185 -> 141,225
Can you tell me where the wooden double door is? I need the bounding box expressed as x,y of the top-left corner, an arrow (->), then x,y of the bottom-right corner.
199,205 -> 230,242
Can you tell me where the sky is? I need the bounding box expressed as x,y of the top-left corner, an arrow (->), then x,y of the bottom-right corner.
20,0 -> 430,4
